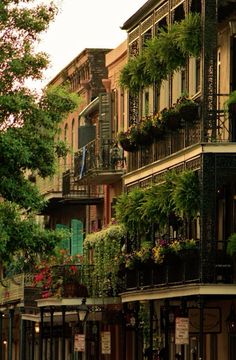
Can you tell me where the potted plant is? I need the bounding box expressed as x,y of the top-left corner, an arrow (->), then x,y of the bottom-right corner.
33,249 -> 87,298
176,95 -> 199,124
224,91 -> 236,114
117,128 -> 138,152
160,106 -> 181,131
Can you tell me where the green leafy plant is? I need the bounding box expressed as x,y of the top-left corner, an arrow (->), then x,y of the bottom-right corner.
83,223 -> 126,296
224,91 -> 236,113
173,170 -> 200,219
119,13 -> 201,92
176,95 -> 199,123
160,107 -> 181,131
227,233 -> 236,257
175,13 -> 202,57
33,249 -> 84,298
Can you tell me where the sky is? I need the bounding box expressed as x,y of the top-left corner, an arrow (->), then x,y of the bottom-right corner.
36,0 -> 147,88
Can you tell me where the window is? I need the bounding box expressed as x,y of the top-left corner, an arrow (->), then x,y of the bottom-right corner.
195,58 -> 201,93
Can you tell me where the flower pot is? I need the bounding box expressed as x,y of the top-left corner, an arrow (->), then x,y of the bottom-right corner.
163,112 -> 181,131
119,138 -> 137,152
178,103 -> 198,124
63,282 -> 88,298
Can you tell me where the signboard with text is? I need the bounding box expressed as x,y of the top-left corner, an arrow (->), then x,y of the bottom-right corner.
175,317 -> 189,345
101,331 -> 111,354
74,334 -> 85,352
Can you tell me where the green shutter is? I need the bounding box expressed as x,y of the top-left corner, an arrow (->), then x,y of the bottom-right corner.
55,224 -> 70,251
99,93 -> 112,139
78,124 -> 96,148
71,219 -> 83,256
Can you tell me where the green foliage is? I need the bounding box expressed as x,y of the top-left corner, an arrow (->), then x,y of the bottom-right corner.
224,91 -> 236,112
119,55 -> 152,94
83,224 -> 126,296
119,13 -> 201,91
175,13 -> 202,57
173,170 -> 200,219
0,1 -> 81,268
115,188 -> 146,236
0,201 -> 67,266
115,170 -> 199,237
227,233 -> 236,257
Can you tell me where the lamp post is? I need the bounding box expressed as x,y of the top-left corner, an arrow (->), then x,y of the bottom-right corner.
74,298 -> 89,360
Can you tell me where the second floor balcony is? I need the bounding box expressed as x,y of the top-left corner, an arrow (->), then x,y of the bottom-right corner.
74,138 -> 126,185
62,169 -> 104,204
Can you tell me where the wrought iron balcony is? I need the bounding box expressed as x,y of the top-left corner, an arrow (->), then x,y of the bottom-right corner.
0,274 -> 40,306
127,93 -> 231,173
74,138 -> 126,185
123,248 -> 233,292
62,169 -> 104,204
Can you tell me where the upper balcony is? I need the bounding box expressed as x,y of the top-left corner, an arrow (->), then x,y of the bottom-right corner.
125,93 -> 232,175
74,138 -> 126,185
62,169 -> 104,204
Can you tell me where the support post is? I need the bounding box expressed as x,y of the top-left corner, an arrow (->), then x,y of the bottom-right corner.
50,307 -> 54,360
19,309 -> 25,360
8,308 -> 14,360
199,297 -> 204,360
62,306 -> 66,360
39,307 -> 44,360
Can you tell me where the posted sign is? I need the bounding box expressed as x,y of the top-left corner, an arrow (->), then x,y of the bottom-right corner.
175,317 -> 189,345
74,334 -> 85,352
101,331 -> 111,354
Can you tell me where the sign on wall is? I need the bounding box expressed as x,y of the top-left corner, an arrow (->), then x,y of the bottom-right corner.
101,331 -> 111,354
74,334 -> 85,352
175,317 -> 189,345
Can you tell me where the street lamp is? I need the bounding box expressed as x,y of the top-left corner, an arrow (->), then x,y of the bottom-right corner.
77,298 -> 89,323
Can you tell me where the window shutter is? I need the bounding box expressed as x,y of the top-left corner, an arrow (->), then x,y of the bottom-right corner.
78,125 -> 96,148
71,219 -> 83,256
55,224 -> 70,251
99,93 -> 112,139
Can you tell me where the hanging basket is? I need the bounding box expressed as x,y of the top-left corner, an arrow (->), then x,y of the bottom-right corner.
119,138 -> 138,152
178,102 -> 199,124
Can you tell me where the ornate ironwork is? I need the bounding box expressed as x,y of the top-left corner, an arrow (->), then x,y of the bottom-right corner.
141,14 -> 154,33
129,27 -> 139,44
154,3 -> 168,23
128,94 -> 139,126
201,0 -> 218,142
199,154 -> 217,282
171,0 -> 185,9
129,39 -> 139,58
186,156 -> 201,171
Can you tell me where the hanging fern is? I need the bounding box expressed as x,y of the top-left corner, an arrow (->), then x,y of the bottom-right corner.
175,13 -> 201,58
173,170 -> 200,219
115,188 -> 147,237
119,13 -> 201,92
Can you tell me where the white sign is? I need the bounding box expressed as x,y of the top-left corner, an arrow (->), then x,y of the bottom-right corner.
175,317 -> 189,345
74,334 -> 85,352
101,331 -> 111,354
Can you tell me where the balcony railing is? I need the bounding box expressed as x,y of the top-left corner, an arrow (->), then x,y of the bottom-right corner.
62,170 -> 104,203
0,274 -> 38,305
123,248 -> 233,291
128,96 -> 230,173
74,138 -> 126,185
